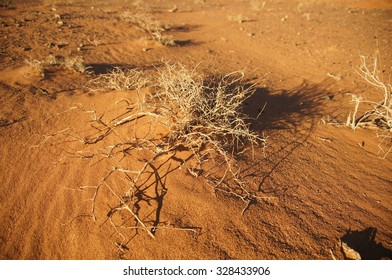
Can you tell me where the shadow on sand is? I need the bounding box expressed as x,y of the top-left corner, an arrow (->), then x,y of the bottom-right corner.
341,227 -> 392,260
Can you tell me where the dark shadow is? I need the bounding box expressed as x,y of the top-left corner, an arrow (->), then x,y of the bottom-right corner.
341,227 -> 392,260
170,24 -> 202,33
86,63 -> 135,75
85,62 -> 163,75
69,25 -> 83,29
231,19 -> 257,23
173,39 -> 202,47
0,116 -> 27,127
112,151 -> 201,256
0,3 -> 15,10
207,79 -> 336,196
106,150 -> 195,241
244,81 -> 332,133
166,24 -> 203,47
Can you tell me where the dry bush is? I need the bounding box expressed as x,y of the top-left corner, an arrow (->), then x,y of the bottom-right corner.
151,32 -> 176,47
2,0 -> 12,8
251,0 -> 267,11
145,63 -> 267,211
85,67 -> 149,91
120,11 -> 166,33
26,55 -> 87,76
150,63 -> 263,159
228,14 -> 251,23
120,10 -> 175,46
58,56 -> 86,73
347,54 -> 392,157
42,62 -> 266,245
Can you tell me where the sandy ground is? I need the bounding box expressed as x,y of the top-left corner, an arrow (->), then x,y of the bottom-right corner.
0,0 -> 391,259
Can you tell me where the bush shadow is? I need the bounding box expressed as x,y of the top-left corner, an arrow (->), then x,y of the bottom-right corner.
236,80 -> 337,193
341,227 -> 392,260
170,24 -> 203,47
110,150 -> 196,249
170,24 -> 202,33
86,62 -> 163,75
244,81 -> 334,133
173,39 -> 202,47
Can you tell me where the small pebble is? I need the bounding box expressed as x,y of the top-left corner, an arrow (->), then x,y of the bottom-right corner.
281,15 -> 288,21
341,242 -> 361,260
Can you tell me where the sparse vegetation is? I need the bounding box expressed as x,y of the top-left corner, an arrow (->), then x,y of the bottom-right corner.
120,10 -> 176,46
228,14 -> 251,23
147,63 -> 268,212
150,62 -> 263,158
26,55 -> 87,76
250,0 -> 266,11
59,62 -> 267,242
2,0 -> 12,9
3,0 -> 391,261
85,67 -> 149,91
347,54 -> 392,157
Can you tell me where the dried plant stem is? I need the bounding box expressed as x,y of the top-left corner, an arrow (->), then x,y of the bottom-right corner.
102,180 -> 155,239
347,54 -> 391,157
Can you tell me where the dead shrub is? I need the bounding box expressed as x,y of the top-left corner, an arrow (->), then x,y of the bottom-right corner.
26,55 -> 87,76
347,54 -> 391,157
120,10 -> 175,46
85,67 -> 149,91
39,62 -> 267,245
150,62 -> 263,158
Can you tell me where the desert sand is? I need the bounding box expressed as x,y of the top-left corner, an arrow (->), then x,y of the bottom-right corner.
0,0 -> 391,260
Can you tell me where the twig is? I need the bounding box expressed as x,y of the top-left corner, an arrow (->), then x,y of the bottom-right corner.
103,181 -> 155,238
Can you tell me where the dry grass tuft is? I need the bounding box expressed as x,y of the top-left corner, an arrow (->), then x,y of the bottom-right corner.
347,54 -> 391,157
149,62 -> 263,157
85,67 -> 149,91
228,14 -> 251,23
2,0 -> 12,8
120,10 -> 175,46
26,55 -> 87,76
250,0 -> 267,11
144,63 -> 268,215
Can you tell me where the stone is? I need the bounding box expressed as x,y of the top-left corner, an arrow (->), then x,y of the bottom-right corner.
341,242 -> 361,260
